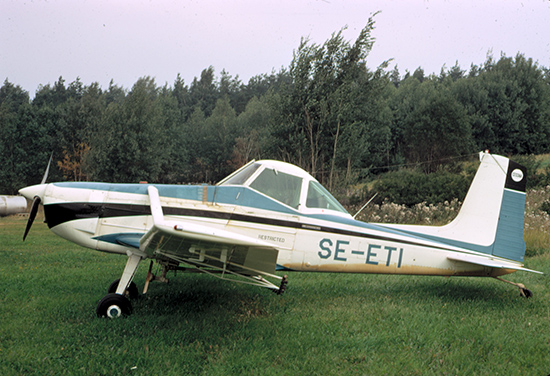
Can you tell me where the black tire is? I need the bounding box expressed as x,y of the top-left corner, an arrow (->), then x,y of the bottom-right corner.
520,288 -> 533,298
96,293 -> 132,318
108,279 -> 139,299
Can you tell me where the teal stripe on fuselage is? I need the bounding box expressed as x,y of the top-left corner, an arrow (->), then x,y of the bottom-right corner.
54,182 -> 214,201
94,233 -> 144,248
52,182 -> 300,215
51,182 -> 460,251
53,182 -> 423,240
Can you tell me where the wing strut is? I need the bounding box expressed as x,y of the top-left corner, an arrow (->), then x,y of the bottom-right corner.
148,185 -> 164,224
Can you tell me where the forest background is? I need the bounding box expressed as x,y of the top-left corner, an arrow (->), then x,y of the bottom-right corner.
2,18 -> 550,205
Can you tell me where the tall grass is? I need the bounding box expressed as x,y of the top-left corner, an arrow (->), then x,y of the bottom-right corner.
351,198 -> 461,226
523,186 -> 550,255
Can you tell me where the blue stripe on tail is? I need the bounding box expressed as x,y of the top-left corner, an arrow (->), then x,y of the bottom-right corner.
491,189 -> 526,262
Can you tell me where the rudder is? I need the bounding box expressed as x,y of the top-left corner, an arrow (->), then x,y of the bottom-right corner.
491,159 -> 527,262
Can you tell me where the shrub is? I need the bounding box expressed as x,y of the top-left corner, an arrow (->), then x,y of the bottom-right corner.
539,200 -> 550,215
513,154 -> 550,189
368,169 -> 473,207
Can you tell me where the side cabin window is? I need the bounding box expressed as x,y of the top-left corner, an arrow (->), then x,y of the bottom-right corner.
249,168 -> 302,208
306,180 -> 349,214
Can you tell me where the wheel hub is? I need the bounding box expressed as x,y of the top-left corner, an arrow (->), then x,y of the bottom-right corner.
107,305 -> 122,318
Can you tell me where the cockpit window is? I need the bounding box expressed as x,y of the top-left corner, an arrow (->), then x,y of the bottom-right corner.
249,168 -> 302,208
221,163 -> 261,186
306,180 -> 349,214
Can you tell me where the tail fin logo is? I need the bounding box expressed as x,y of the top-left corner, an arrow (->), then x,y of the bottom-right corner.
511,169 -> 524,183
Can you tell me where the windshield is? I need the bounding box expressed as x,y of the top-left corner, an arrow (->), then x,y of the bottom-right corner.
219,160 -> 349,216
220,162 -> 261,186
306,180 -> 349,214
249,168 -> 302,208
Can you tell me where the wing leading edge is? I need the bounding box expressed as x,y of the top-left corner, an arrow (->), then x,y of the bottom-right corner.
139,186 -> 283,290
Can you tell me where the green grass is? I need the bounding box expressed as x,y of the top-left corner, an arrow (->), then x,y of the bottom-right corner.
1,216 -> 549,375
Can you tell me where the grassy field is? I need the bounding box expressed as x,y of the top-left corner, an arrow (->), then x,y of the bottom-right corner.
1,215 -> 549,375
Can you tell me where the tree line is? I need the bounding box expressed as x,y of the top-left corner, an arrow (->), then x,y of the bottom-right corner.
2,17 -> 550,195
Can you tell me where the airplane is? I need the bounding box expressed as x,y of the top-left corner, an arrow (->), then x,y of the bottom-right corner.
19,151 -> 542,318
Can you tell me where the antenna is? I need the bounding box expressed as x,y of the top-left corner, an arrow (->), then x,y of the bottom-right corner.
353,193 -> 378,219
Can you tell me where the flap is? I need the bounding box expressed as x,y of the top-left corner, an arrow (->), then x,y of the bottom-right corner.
139,186 -> 279,277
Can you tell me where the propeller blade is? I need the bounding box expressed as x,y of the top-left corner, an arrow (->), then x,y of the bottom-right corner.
41,153 -> 53,185
22,153 -> 52,241
23,196 -> 41,241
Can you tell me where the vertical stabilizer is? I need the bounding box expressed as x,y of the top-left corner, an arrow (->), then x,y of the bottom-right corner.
450,152 -> 527,261
379,152 -> 527,262
490,158 -> 527,261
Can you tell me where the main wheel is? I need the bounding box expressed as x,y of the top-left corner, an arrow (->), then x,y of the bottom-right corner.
108,279 -> 139,299
96,293 -> 132,318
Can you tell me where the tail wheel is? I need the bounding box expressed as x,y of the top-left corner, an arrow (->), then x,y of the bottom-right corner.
96,293 -> 132,318
520,287 -> 533,298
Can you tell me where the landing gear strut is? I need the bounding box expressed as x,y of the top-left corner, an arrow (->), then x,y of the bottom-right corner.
494,277 -> 533,298
143,260 -> 171,294
96,252 -> 143,318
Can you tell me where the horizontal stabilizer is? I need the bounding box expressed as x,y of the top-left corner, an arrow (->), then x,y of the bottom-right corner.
448,253 -> 542,274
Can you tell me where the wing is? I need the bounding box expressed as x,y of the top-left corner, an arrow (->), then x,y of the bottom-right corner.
139,186 -> 283,290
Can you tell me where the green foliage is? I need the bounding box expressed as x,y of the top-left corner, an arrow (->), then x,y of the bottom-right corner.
389,78 -> 473,173
370,168 -> 473,206
351,199 -> 462,226
0,80 -> 57,193
86,77 -> 167,182
1,21 -> 550,190
195,97 -> 238,182
269,15 -> 391,190
540,200 -> 550,215
513,154 -> 550,189
455,54 -> 550,154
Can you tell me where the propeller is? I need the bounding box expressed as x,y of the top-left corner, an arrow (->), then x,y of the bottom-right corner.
23,196 -> 41,241
22,153 -> 52,241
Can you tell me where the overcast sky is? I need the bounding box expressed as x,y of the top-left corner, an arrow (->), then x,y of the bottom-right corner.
2,0 -> 550,95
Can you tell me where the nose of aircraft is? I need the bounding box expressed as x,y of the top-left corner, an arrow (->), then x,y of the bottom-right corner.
19,184 -> 48,201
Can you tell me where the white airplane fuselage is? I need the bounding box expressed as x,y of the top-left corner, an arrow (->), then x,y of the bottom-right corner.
34,181 -> 517,279
19,154 -> 541,317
